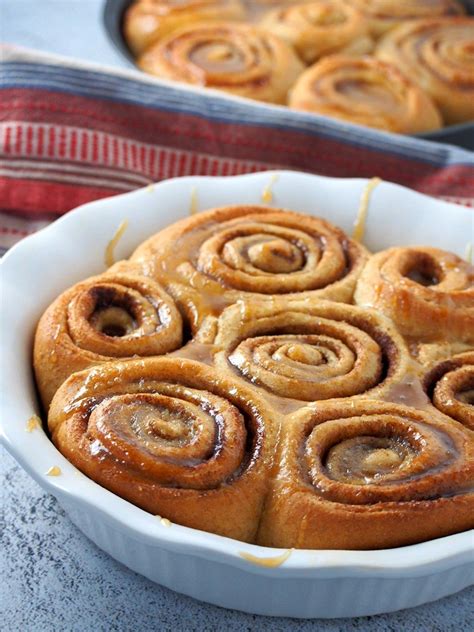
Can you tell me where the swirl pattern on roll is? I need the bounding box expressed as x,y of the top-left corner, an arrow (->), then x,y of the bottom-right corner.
261,0 -> 373,63
258,400 -> 474,549
213,298 -> 411,402
124,0 -> 246,55
38,204 -> 474,549
49,357 -> 273,542
34,268 -> 183,408
376,17 -> 474,124
341,0 -> 465,37
289,55 -> 442,133
355,246 -> 474,343
137,21 -> 305,104
424,351 -> 474,429
130,205 -> 369,331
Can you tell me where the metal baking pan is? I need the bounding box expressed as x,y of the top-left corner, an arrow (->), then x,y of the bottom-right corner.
103,0 -> 474,150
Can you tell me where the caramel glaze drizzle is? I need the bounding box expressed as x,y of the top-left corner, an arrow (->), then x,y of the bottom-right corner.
239,549 -> 292,567
261,174 -> 279,204
189,187 -> 199,216
26,414 -> 42,432
131,182 -> 464,419
46,186 -> 472,536
465,242 -> 473,265
353,177 -> 381,243
167,340 -> 434,415
105,220 -> 129,268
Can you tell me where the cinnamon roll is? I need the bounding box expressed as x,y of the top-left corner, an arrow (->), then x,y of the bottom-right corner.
34,268 -> 183,408
289,55 -> 442,133
354,246 -> 474,343
376,18 -> 474,124
124,0 -> 246,55
341,0 -> 465,38
35,206 -> 474,549
137,22 -> 305,104
48,358 -> 275,542
212,298 -> 411,402
130,205 -> 369,332
258,400 -> 474,549
424,352 -> 474,429
261,0 -> 373,64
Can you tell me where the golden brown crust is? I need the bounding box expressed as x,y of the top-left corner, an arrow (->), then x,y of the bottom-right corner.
376,17 -> 474,124
341,0 -> 465,37
137,21 -> 305,104
212,298 -> 411,402
48,357 -> 277,543
130,204 -> 369,332
423,352 -> 474,429
37,206 -> 474,549
34,268 -> 183,409
124,0 -> 246,55
258,400 -> 474,549
354,246 -> 474,343
289,55 -> 442,133
261,0 -> 373,64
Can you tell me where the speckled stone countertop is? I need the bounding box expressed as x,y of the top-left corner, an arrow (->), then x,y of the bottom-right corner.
2,447 -> 473,631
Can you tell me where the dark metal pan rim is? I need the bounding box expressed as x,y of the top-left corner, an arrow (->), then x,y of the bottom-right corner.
103,0 -> 474,149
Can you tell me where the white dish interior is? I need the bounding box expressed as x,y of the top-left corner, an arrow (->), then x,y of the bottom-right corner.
1,171 -> 473,618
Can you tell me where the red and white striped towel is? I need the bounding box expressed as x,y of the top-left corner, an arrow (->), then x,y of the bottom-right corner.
1,45 -> 473,254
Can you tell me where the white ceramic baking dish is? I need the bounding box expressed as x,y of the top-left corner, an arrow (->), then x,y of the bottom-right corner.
1,171 -> 473,619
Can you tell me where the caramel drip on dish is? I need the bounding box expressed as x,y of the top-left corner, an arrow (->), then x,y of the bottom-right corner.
239,549 -> 292,567
353,177 -> 381,243
190,187 -> 199,215
261,174 -> 279,204
46,466 -> 62,476
105,220 -> 129,268
465,243 -> 473,265
26,414 -> 41,432
155,515 -> 172,526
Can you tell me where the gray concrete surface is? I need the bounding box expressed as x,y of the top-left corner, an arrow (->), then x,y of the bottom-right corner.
2,447 -> 473,631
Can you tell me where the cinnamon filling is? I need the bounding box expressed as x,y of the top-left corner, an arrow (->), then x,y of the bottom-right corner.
456,388 -> 474,405
404,254 -> 442,287
246,238 -> 304,273
88,287 -> 138,338
324,436 -> 413,484
91,306 -> 136,338
189,42 -> 244,73
336,78 -> 400,108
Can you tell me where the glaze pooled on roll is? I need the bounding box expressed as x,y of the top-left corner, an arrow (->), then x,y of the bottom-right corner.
48,357 -> 276,543
258,400 -> 474,549
130,204 -> 369,332
36,204 -> 474,549
212,298 -> 411,402
34,266 -> 183,408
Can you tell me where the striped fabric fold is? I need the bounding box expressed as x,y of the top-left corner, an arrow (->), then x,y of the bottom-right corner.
1,44 -> 473,253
